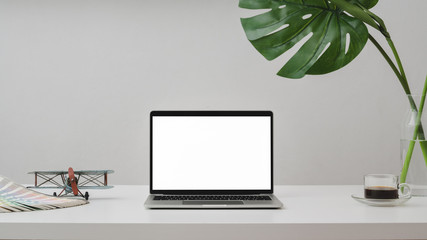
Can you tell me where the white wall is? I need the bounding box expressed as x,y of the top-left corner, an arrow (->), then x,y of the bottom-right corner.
0,0 -> 426,185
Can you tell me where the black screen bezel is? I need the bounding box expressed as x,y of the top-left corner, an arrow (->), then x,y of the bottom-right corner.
150,110 -> 273,195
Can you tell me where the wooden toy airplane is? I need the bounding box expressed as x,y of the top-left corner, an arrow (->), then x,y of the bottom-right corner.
28,167 -> 114,200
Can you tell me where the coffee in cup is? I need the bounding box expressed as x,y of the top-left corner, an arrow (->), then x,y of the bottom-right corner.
364,174 -> 411,199
364,186 -> 399,199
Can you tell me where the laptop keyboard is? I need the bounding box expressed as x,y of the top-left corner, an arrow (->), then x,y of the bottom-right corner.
153,195 -> 272,201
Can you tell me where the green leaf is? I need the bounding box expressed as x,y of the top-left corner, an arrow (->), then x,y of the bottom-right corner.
240,0 -> 369,78
354,0 -> 378,9
329,0 -> 381,33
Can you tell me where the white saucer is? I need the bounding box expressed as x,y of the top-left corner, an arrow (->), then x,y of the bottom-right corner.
351,194 -> 411,207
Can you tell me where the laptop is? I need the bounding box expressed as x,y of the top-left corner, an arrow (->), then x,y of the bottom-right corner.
144,111 -> 283,209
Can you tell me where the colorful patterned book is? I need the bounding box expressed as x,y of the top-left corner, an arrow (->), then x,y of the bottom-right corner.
0,175 -> 88,213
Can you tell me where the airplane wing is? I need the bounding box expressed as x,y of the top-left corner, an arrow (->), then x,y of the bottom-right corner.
28,170 -> 114,175
76,186 -> 114,189
28,170 -> 68,175
28,185 -> 114,189
27,186 -> 63,189
73,170 -> 114,175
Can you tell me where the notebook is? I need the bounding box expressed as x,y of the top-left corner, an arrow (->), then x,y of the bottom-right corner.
144,111 -> 283,209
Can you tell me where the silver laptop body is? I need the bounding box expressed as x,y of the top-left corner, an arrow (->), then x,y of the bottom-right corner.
144,111 -> 283,209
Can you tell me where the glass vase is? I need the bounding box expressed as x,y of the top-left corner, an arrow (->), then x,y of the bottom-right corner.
401,94 -> 427,196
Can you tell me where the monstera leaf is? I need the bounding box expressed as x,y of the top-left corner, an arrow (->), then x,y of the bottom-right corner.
239,0 -> 377,79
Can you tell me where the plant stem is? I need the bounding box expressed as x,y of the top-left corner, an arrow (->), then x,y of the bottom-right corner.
368,35 -> 413,102
401,76 -> 427,183
381,37 -> 427,141
386,38 -> 408,86
368,34 -> 427,136
368,34 -> 410,95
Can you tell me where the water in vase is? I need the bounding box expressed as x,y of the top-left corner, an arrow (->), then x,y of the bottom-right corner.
400,139 -> 427,196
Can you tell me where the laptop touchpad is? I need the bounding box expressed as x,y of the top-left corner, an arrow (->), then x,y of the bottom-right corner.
183,201 -> 244,205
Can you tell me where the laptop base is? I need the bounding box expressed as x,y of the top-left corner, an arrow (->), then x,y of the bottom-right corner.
144,194 -> 283,209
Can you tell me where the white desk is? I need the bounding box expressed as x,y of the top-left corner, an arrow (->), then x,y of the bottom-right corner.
1,185 -> 427,240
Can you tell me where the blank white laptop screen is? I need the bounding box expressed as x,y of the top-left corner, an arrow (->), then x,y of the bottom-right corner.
152,116 -> 271,190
